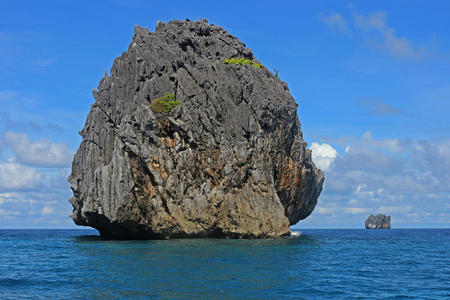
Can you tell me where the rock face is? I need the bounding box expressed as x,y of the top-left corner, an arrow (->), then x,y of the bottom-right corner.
365,214 -> 391,229
68,19 -> 324,239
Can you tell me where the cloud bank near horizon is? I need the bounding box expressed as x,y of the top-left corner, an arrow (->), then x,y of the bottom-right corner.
308,132 -> 450,227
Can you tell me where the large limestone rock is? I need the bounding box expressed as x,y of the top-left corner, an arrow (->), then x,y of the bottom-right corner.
68,19 -> 324,238
365,214 -> 391,229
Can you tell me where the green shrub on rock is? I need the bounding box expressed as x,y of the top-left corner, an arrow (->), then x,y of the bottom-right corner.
150,92 -> 182,113
224,57 -> 262,68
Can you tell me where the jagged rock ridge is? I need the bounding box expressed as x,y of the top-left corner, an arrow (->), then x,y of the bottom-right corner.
365,214 -> 391,229
68,19 -> 324,238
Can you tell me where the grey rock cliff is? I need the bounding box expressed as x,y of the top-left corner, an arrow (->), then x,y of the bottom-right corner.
365,214 -> 391,229
68,19 -> 324,238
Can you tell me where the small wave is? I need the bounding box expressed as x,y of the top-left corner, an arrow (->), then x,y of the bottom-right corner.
289,231 -> 302,238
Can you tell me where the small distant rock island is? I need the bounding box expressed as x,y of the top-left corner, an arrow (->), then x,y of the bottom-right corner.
365,214 -> 391,229
68,19 -> 324,239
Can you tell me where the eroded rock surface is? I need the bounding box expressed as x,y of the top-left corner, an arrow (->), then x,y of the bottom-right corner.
68,19 -> 324,238
365,214 -> 391,229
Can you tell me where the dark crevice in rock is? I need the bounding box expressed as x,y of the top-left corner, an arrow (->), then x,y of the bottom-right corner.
84,139 -> 103,150
94,104 -> 118,128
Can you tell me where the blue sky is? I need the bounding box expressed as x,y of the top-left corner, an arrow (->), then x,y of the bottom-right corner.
0,0 -> 449,229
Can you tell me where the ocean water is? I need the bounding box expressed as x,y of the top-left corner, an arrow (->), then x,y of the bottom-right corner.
0,229 -> 448,299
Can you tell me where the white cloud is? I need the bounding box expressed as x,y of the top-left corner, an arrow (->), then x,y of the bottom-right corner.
377,205 -> 413,214
328,135 -> 450,193
41,206 -> 54,215
355,98 -> 402,117
0,192 -> 37,205
348,199 -> 357,205
316,206 -> 336,215
0,31 -> 55,72
352,10 -> 422,60
437,140 -> 450,165
307,132 -> 450,228
0,188 -> 75,228
0,207 -> 21,216
310,142 -> 338,171
344,207 -> 369,214
319,7 -> 424,60
318,11 -> 350,33
316,205 -> 368,215
354,184 -> 374,197
5,132 -> 73,167
0,111 -> 63,132
0,162 -> 42,189
31,58 -> 55,68
0,90 -> 18,101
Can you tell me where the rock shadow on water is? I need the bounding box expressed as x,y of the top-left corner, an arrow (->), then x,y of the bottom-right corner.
72,230 -> 314,249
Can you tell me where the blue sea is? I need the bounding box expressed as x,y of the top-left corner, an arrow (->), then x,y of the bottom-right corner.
0,229 -> 448,299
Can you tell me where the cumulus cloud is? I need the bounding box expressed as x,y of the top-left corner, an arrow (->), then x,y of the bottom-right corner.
41,206 -> 54,215
31,58 -> 55,68
318,11 -> 349,33
0,161 -> 42,189
0,90 -> 18,101
0,112 -> 63,132
360,131 -> 409,153
304,132 -> 450,228
0,207 -> 21,216
316,206 -> 368,215
355,98 -> 402,117
328,133 -> 450,193
319,6 -> 424,60
4,132 -> 73,167
0,31 -> 55,72
0,189 -> 74,228
352,10 -> 423,60
377,205 -> 413,214
0,192 -> 37,205
310,142 -> 338,171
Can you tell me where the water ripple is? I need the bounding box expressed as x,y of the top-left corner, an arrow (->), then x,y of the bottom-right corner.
0,229 -> 448,299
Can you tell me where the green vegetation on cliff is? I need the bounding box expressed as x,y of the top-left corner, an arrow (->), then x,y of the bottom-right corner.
150,92 -> 182,113
224,57 -> 262,68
